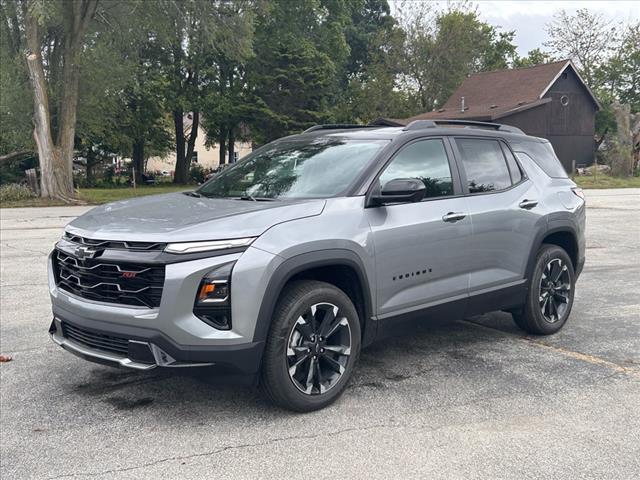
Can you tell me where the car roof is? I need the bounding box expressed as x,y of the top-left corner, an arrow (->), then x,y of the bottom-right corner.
285,124 -> 546,144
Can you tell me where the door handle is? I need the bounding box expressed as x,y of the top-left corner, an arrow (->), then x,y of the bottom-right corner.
519,199 -> 538,209
442,212 -> 466,223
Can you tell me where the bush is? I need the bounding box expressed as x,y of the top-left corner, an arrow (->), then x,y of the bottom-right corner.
189,164 -> 205,184
0,183 -> 36,203
0,155 -> 38,185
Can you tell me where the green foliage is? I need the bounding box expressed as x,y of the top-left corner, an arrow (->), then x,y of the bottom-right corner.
595,22 -> 640,114
545,8 -> 618,89
247,0 -> 349,143
189,164 -> 206,184
0,155 -> 38,185
0,183 -> 36,203
512,49 -> 555,68
396,1 -> 519,114
2,0 -> 638,191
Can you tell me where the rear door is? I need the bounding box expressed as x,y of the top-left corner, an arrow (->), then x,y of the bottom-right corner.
451,137 -> 544,301
366,137 -> 472,321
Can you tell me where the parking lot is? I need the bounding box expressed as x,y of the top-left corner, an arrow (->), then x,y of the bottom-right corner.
1,189 -> 639,479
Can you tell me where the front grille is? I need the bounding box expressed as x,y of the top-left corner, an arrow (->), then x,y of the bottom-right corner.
62,322 -> 129,356
54,249 -> 165,308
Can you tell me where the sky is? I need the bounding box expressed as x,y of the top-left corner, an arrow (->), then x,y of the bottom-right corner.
394,1 -> 640,56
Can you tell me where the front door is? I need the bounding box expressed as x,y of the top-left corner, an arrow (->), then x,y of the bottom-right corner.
366,138 -> 472,323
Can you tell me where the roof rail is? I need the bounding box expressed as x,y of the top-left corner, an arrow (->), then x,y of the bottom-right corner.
403,120 -> 437,130
303,124 -> 380,133
403,119 -> 524,135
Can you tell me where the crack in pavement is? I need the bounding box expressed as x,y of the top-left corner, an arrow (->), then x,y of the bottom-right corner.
1,242 -> 50,256
45,423 -> 394,479
46,418 -> 508,479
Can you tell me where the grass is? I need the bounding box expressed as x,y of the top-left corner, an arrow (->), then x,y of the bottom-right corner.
573,174 -> 640,189
0,184 -> 193,208
78,184 -> 191,204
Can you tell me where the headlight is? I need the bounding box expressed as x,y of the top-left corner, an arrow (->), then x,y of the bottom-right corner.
193,262 -> 234,330
165,237 -> 256,254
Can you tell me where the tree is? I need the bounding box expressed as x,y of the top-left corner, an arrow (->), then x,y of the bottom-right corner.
155,0 -> 254,184
595,22 -> 640,113
513,48 -> 555,68
397,2 -> 518,114
248,0 -> 350,144
545,8 -> 618,89
0,0 -> 34,164
20,0 -> 99,201
334,0 -> 411,123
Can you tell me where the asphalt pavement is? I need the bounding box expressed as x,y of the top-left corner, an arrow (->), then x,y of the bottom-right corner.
1,189 -> 639,479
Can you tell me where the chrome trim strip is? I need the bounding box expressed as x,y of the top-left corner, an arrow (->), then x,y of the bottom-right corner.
58,272 -> 158,294
50,331 -> 156,371
50,319 -> 214,369
57,253 -> 151,274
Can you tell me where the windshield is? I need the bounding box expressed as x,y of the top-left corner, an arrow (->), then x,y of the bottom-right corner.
197,138 -> 387,199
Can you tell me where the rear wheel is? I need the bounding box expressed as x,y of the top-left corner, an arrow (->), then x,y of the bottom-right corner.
260,280 -> 361,412
513,244 -> 575,335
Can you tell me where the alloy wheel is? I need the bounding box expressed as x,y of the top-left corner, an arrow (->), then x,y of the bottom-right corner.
539,258 -> 571,323
286,302 -> 352,395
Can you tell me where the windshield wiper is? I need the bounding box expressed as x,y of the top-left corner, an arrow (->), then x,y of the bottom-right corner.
238,195 -> 276,202
183,191 -> 202,198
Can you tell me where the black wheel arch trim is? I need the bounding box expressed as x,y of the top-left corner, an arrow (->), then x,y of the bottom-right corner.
525,222 -> 582,283
252,249 -> 375,347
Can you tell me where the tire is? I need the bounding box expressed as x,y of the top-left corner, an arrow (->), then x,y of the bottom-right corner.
260,280 -> 361,412
513,244 -> 575,335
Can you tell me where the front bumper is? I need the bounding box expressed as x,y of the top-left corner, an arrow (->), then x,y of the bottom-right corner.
49,315 -> 264,374
48,245 -> 281,375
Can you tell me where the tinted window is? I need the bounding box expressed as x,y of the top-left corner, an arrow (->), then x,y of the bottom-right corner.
512,140 -> 567,178
501,144 -> 523,184
198,139 -> 386,199
455,138 -> 512,193
379,139 -> 453,198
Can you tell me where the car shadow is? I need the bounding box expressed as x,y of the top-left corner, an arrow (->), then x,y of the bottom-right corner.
65,312 -> 521,418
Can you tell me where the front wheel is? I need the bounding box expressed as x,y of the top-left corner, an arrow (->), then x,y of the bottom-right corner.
513,244 -> 576,335
260,280 -> 361,412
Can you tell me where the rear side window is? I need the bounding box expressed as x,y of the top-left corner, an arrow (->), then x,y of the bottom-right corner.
513,140 -> 567,178
379,139 -> 454,199
501,144 -> 524,184
455,138 -> 512,193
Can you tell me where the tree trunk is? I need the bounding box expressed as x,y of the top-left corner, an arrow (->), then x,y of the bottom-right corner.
86,146 -> 95,186
185,110 -> 198,165
173,110 -> 199,184
228,128 -> 235,163
173,110 -> 185,183
23,0 -> 97,202
219,131 -> 227,166
132,139 -> 145,184
25,13 -> 71,200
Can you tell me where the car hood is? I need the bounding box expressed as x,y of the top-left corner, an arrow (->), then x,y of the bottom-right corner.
66,193 -> 326,242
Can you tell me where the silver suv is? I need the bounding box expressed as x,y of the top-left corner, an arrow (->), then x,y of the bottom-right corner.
49,120 -> 586,411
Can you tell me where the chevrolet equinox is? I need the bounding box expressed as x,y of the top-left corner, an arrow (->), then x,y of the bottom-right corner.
49,120 -> 586,411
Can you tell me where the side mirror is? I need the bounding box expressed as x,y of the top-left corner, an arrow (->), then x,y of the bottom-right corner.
370,178 -> 426,206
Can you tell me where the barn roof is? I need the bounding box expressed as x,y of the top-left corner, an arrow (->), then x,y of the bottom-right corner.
389,60 -> 600,125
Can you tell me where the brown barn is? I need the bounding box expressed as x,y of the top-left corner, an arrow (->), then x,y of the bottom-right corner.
380,60 -> 600,172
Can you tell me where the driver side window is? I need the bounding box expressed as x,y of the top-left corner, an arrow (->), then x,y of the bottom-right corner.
379,139 -> 453,199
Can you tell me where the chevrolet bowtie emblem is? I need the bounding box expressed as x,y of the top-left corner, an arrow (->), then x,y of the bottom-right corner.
74,245 -> 96,260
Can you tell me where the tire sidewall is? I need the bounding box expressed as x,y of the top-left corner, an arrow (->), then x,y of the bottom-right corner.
262,281 -> 361,411
528,245 -> 575,334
